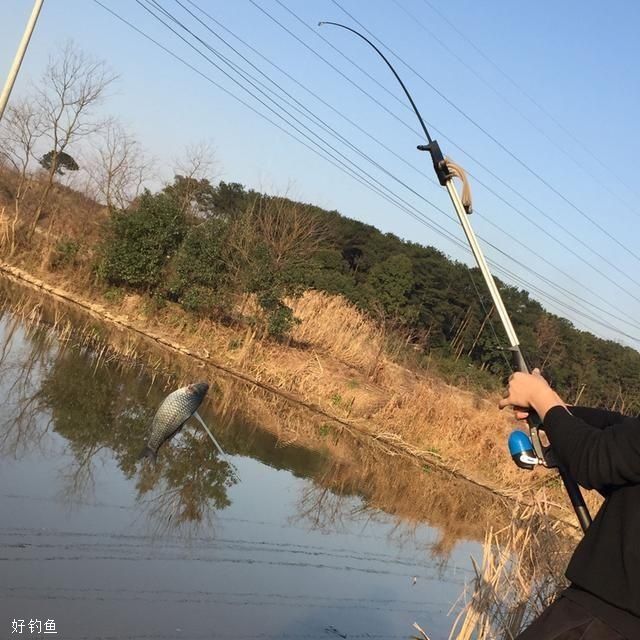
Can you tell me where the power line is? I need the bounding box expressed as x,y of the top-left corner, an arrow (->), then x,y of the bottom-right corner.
158,0 -> 640,332
97,0 -> 477,256
248,0 -> 640,309
169,0 -> 631,337
420,0 -> 640,205
492,263 -> 639,346
390,0 -> 640,223
112,0 -> 640,343
330,0 -> 640,265
175,0 -> 640,329
260,0 -> 640,297
92,0 -> 640,346
91,1 -> 424,226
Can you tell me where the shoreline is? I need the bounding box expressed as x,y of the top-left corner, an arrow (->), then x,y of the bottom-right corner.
0,260 -> 583,531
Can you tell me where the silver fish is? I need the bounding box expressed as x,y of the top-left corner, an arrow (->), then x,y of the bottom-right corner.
139,382 -> 209,463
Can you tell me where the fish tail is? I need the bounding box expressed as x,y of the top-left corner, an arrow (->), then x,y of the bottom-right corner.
138,446 -> 157,464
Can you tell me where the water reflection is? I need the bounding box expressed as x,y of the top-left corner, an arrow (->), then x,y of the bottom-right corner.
0,317 -> 54,458
0,316 -> 237,536
0,278 -> 508,550
0,282 -> 514,639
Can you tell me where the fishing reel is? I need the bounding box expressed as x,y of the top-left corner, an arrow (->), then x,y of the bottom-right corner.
508,426 -> 557,470
508,431 -> 539,470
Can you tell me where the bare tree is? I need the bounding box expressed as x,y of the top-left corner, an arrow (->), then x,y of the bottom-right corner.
174,140 -> 217,182
224,195 -> 326,328
86,119 -> 151,209
171,140 -> 219,215
0,99 -> 44,253
29,40 -> 116,237
255,195 -> 326,268
227,195 -> 325,277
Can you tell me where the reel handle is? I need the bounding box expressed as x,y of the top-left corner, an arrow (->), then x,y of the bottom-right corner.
508,348 -> 591,532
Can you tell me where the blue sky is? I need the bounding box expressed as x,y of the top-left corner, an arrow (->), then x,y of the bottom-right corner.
2,0 -> 640,348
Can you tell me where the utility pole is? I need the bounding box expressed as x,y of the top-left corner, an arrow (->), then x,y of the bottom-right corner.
0,0 -> 44,121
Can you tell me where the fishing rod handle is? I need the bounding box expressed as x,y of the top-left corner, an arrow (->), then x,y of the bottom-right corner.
558,464 -> 592,532
511,347 -> 551,463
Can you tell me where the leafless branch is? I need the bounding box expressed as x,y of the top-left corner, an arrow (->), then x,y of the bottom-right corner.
86,118 -> 152,209
29,40 -> 117,236
0,99 -> 45,253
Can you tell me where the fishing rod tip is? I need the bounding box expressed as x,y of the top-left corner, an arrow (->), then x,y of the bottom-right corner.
318,21 -> 325,27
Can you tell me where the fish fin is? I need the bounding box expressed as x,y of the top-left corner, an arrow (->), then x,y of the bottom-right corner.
138,446 -> 157,464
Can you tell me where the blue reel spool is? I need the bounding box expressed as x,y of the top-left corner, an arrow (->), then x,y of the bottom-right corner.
508,430 -> 539,470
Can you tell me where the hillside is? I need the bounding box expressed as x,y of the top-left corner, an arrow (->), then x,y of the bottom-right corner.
2,164 -> 640,414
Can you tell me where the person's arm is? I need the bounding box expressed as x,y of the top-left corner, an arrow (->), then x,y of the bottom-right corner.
499,371 -> 640,492
567,406 -> 625,429
543,406 -> 640,491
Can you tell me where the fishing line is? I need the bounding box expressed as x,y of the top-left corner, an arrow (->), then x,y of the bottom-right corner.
192,410 -> 241,482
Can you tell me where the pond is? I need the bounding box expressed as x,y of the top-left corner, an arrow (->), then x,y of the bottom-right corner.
0,285 -> 508,640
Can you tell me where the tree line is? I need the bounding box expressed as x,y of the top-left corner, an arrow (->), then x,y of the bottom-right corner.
94,174 -> 640,413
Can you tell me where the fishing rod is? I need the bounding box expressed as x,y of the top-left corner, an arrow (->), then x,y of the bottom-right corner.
319,21 -> 591,533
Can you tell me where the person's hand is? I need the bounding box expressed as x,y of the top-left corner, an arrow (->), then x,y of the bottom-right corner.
498,368 -> 566,420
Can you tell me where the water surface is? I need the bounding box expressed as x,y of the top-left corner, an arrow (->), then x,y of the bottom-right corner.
0,290 -> 505,640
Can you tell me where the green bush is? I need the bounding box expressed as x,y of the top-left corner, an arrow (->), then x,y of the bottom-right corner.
98,191 -> 186,290
180,285 -> 219,314
266,302 -> 300,339
170,218 -> 229,311
103,288 -> 124,304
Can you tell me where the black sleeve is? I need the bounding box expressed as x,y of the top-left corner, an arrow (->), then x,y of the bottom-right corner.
543,405 -> 640,491
568,406 -> 626,429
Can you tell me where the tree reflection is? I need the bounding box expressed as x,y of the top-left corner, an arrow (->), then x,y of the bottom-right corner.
293,446 -> 509,559
0,314 -> 54,458
0,318 -> 237,534
135,428 -> 234,536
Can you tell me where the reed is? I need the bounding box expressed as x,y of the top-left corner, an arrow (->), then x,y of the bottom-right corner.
438,497 -> 571,640
289,290 -> 384,371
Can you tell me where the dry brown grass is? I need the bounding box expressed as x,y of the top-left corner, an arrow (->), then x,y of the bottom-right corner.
439,497 -> 571,640
370,379 -> 527,487
289,290 -> 384,372
0,166 -> 107,251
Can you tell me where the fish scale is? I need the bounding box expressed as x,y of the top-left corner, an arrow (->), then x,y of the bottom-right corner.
140,382 -> 209,462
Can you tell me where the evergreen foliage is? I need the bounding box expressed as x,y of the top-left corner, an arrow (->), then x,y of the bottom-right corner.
98,190 -> 187,289
170,217 -> 229,311
39,150 -> 80,175
95,178 -> 640,410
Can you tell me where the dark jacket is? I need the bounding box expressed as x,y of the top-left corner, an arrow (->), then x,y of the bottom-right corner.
543,405 -> 640,636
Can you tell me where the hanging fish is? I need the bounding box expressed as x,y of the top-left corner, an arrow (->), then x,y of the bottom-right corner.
138,382 -> 209,463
